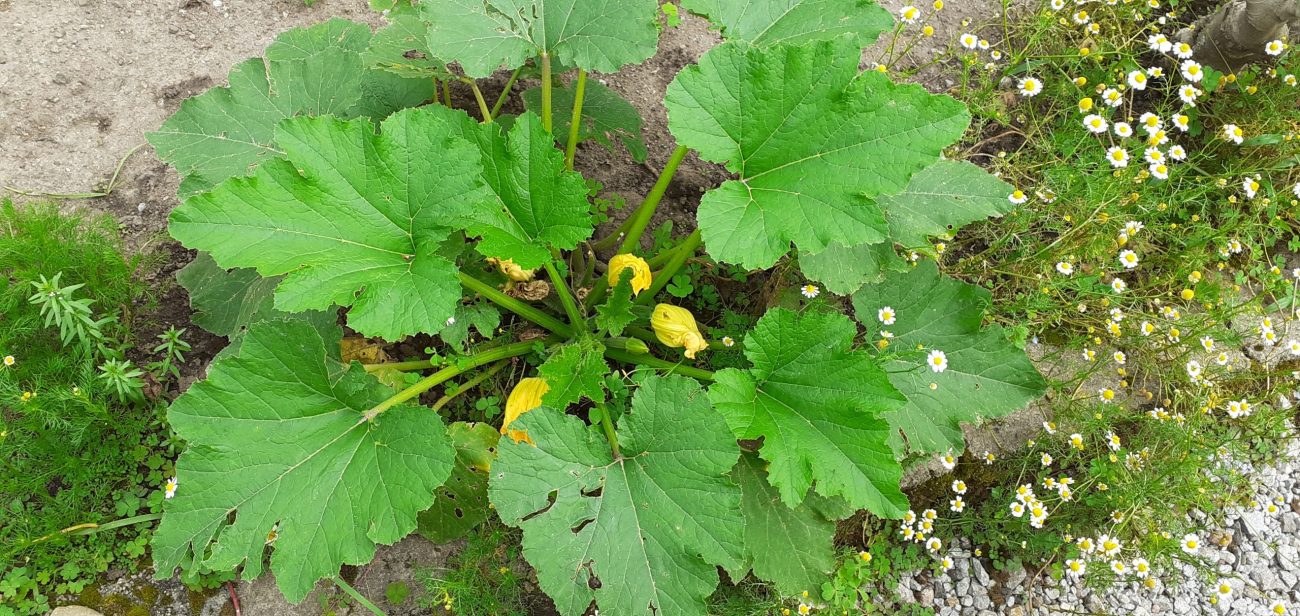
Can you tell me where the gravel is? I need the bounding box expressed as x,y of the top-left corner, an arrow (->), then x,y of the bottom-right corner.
891,439 -> 1300,615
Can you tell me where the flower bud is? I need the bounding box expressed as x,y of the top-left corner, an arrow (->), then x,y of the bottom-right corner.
607,254 -> 652,295
502,377 -> 549,444
651,303 -> 708,359
488,257 -> 536,282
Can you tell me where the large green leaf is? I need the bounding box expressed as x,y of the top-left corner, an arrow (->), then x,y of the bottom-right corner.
149,19 -> 432,197
537,338 -> 608,409
431,107 -> 595,268
490,375 -> 743,616
417,422 -> 498,542
419,0 -> 661,78
664,39 -> 969,269
151,318 -> 455,602
176,252 -> 283,338
852,261 -> 1047,455
523,80 -> 648,162
363,13 -> 449,79
798,241 -> 906,296
708,308 -> 908,516
880,159 -> 1016,247
681,0 -> 894,47
731,452 -> 853,596
169,108 -> 491,341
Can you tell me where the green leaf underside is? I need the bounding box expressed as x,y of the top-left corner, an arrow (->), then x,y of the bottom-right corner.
523,80 -> 648,162
176,252 -> 284,338
169,108 -> 490,341
664,39 -> 970,269
537,338 -> 609,409
418,422 -> 499,542
798,241 -> 904,296
151,319 -> 455,602
149,19 -> 431,197
681,0 -> 894,47
419,0 -> 661,78
428,107 -> 595,269
852,261 -> 1047,455
490,375 -> 743,616
880,159 -> 1016,247
595,275 -> 637,336
732,452 -> 853,596
363,13 -> 450,79
708,308 -> 908,516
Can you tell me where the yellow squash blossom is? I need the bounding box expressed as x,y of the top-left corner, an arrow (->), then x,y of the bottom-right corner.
607,254 -> 652,295
487,257 -> 536,282
501,377 -> 549,444
651,303 -> 708,359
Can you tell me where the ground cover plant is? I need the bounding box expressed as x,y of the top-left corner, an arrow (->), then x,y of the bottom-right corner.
0,202 -> 179,615
793,0 -> 1300,613
143,1 -> 1052,613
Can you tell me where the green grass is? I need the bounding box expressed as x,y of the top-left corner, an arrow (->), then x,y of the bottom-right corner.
0,201 -> 173,614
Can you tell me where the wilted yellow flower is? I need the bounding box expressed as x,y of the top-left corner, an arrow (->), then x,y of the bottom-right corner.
651,303 -> 708,359
488,257 -> 536,282
608,254 -> 653,295
502,378 -> 549,444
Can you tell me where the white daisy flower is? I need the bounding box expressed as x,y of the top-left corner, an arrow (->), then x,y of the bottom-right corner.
1018,76 -> 1044,97
1106,146 -> 1130,168
1223,123 -> 1244,144
878,306 -> 897,325
1083,114 -> 1109,133
927,349 -> 948,373
1265,39 -> 1286,56
1113,122 -> 1134,138
1180,60 -> 1203,82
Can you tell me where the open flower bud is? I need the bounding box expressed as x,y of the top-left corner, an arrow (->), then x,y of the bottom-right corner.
651,303 -> 708,359
488,257 -> 536,282
607,253 -> 652,295
502,377 -> 549,444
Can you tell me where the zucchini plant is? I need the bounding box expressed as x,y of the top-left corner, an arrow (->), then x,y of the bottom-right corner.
150,1 -> 1046,613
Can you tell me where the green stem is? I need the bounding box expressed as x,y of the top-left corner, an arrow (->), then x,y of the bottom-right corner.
459,272 -> 573,337
432,360 -> 508,411
618,144 -> 689,254
441,79 -> 452,109
363,340 -> 541,421
431,78 -> 441,105
491,66 -> 523,118
596,404 -> 621,458
564,70 -> 588,170
333,576 -> 386,616
544,262 -> 585,328
590,213 -> 637,252
637,228 -> 701,304
364,358 -> 437,373
460,77 -> 493,123
604,348 -> 715,381
541,52 -> 553,133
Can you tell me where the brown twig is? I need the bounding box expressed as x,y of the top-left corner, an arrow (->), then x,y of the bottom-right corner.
227,581 -> 243,616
